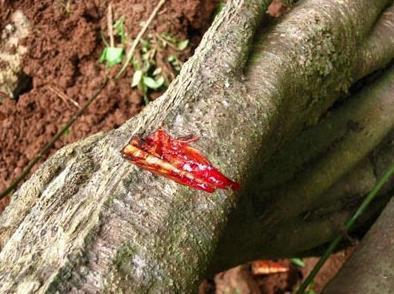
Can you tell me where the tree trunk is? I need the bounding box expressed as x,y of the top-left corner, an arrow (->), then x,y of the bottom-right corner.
0,0 -> 393,292
210,69 -> 394,272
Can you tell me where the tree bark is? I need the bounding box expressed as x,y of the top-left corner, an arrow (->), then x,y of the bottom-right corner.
209,68 -> 394,272
0,0 -> 393,292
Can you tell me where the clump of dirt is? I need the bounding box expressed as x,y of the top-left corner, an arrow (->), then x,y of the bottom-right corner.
0,0 -> 218,193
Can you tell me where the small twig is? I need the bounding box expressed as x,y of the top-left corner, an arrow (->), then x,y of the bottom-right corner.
296,162 -> 394,294
107,3 -> 114,47
0,77 -> 109,201
68,98 -> 81,110
116,0 -> 166,79
48,86 -> 81,109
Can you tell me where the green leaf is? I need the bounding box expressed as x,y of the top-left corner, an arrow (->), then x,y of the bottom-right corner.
141,39 -> 151,51
104,47 -> 124,67
99,47 -> 108,63
152,67 -> 162,76
143,75 -> 164,90
132,57 -> 141,70
161,32 -> 177,43
156,76 -> 165,87
177,39 -> 189,51
114,17 -> 126,44
167,54 -> 177,63
142,51 -> 150,61
142,60 -> 151,72
131,70 -> 143,87
290,258 -> 305,267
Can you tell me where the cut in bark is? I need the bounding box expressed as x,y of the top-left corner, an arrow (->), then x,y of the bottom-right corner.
0,0 -> 393,292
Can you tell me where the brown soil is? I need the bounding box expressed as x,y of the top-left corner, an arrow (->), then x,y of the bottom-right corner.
0,0 -> 217,193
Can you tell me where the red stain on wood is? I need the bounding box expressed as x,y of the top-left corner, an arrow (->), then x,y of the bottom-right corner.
122,128 -> 240,193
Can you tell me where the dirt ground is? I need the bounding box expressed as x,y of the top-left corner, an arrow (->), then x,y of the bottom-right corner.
0,1 -> 353,292
0,0 -> 217,193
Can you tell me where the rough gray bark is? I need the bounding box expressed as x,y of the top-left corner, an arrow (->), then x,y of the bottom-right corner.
0,0 -> 393,292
